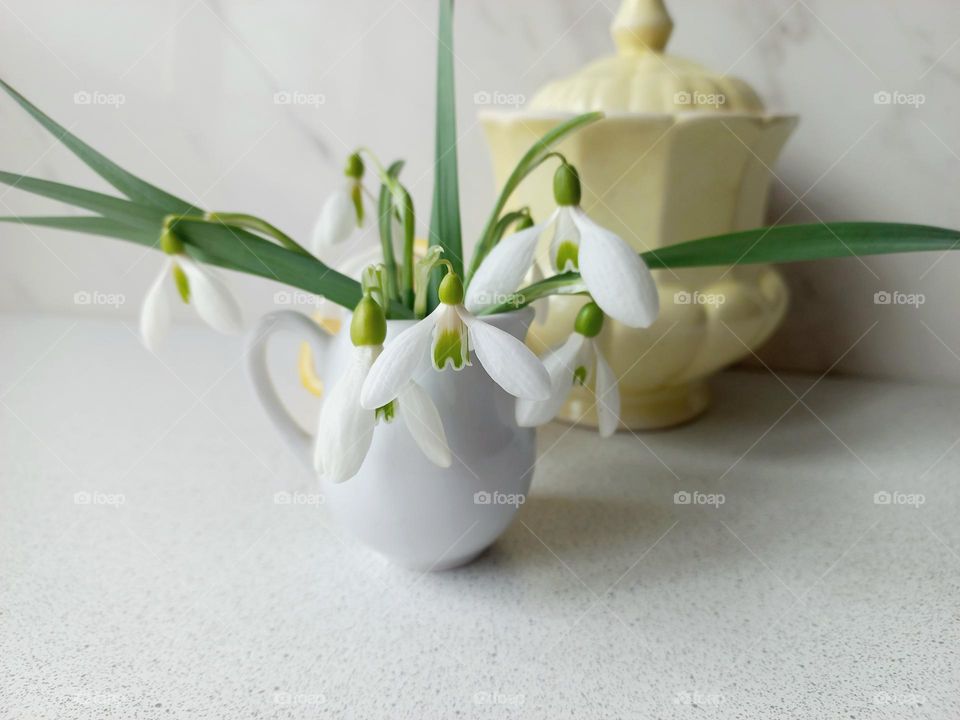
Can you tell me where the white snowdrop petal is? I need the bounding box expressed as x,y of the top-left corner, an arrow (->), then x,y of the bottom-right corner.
311,187 -> 356,253
592,342 -> 621,438
458,308 -> 550,401
399,382 -> 451,468
360,306 -> 441,409
516,333 -> 584,427
465,222 -> 545,313
572,208 -> 659,328
177,257 -> 244,334
313,347 -> 377,483
139,260 -> 174,352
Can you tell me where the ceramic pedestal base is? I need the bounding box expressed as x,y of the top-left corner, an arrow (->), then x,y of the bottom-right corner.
559,380 -> 710,431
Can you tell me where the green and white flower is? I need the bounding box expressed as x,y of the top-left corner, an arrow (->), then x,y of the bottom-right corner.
139,226 -> 242,352
314,295 -> 451,483
466,162 -> 659,329
310,152 -> 365,253
516,302 -> 620,437
360,272 -> 551,410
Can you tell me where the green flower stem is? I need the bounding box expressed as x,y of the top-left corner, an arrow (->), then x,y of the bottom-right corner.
400,187 -> 416,308
413,247 -> 445,319
365,151 -> 410,307
376,181 -> 400,305
464,112 -> 603,286
490,209 -> 532,245
478,271 -> 586,315
203,212 -> 310,255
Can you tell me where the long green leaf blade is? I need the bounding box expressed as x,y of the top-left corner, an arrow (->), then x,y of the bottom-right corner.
0,214 -> 158,244
639,222 -> 960,268
0,78 -> 195,214
6,212 -> 414,318
0,171 -> 166,227
171,222 -> 411,318
427,0 -> 463,302
478,222 -> 960,314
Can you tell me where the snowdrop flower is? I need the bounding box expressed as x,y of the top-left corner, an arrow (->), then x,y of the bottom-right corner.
139,225 -> 242,352
516,302 -> 621,437
314,294 -> 451,483
466,162 -> 659,329
311,152 -> 365,254
360,272 -> 551,410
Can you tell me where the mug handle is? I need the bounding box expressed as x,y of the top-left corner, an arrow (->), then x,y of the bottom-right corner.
246,310 -> 334,468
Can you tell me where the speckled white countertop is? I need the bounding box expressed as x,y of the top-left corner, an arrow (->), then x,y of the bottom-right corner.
1,314 -> 958,719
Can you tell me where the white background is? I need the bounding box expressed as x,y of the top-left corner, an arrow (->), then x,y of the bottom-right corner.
1,0 -> 959,382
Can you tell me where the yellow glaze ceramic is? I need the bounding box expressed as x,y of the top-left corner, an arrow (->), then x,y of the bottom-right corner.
480,0 -> 797,430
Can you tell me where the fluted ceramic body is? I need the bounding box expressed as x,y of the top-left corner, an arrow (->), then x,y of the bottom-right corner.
480,0 -> 796,429
248,309 -> 536,571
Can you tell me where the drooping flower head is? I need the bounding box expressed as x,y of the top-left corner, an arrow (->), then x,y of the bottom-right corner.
516,301 -> 621,437
314,293 -> 451,483
360,270 -> 551,411
465,161 -> 659,329
311,152 -> 366,254
139,221 -> 243,351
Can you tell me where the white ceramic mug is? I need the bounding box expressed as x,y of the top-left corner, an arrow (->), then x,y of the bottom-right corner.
247,308 -> 536,571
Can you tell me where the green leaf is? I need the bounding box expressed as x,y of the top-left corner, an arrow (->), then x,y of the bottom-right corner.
477,222 -> 960,315
0,78 -> 195,213
427,0 -> 463,306
0,171 -> 166,227
0,214 -> 159,244
640,222 -> 960,268
5,210 -> 414,319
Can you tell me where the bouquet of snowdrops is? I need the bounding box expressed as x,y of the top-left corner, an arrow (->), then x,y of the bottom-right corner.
3,0 -> 960,484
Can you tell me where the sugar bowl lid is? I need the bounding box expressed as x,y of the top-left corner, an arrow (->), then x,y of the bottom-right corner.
529,0 -> 765,114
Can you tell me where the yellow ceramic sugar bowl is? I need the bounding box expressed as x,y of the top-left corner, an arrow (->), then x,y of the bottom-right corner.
480,0 -> 797,430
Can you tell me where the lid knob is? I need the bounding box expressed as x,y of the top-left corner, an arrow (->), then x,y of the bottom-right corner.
611,0 -> 673,55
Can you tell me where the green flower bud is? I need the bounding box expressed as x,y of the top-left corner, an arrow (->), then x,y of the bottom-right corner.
438,272 -> 464,305
553,163 -> 581,206
350,294 -> 387,346
159,226 -> 185,255
574,301 -> 604,337
344,152 -> 364,180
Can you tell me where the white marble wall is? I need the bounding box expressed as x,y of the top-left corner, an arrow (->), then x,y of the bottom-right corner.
1,0 -> 959,383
